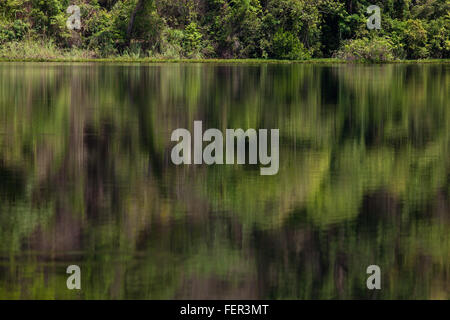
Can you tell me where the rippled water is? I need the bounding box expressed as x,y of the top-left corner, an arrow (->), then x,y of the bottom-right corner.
0,62 -> 448,299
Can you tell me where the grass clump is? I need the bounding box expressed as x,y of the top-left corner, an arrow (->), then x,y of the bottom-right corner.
0,39 -> 96,60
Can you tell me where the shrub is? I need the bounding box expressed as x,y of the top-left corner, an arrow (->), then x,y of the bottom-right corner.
29,0 -> 66,38
183,22 -> 202,58
0,20 -> 30,43
335,37 -> 396,62
151,26 -> 184,59
82,4 -> 118,56
425,17 -> 449,59
272,29 -> 310,60
403,19 -> 429,59
89,29 -> 117,56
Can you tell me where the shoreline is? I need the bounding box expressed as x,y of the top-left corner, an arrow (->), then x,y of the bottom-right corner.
0,58 -> 449,64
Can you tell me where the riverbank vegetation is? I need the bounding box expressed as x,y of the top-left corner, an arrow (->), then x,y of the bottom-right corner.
0,0 -> 449,62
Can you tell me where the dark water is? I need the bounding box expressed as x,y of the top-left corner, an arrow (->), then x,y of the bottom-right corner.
0,62 -> 448,299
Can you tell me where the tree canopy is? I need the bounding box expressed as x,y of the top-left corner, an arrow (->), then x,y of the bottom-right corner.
0,0 -> 449,60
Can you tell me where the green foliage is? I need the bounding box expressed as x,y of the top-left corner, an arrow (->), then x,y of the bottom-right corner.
272,29 -> 311,60
29,0 -> 66,37
0,0 -> 449,60
426,15 -> 450,58
82,4 -> 118,56
183,22 -> 202,58
0,20 -> 30,43
335,36 -> 396,62
403,19 -> 429,59
0,0 -> 27,19
153,27 -> 184,58
262,0 -> 321,56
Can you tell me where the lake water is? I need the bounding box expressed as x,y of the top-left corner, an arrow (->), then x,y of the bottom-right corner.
0,62 -> 448,299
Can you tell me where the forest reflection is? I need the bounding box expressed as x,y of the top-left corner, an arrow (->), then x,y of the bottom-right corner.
0,63 -> 448,299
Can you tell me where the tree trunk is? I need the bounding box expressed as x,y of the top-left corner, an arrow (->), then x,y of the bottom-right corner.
126,0 -> 145,46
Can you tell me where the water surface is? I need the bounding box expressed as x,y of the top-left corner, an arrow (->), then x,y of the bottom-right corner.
0,62 -> 448,299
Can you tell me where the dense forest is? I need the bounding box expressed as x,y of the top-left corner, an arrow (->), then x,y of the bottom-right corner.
0,0 -> 449,60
